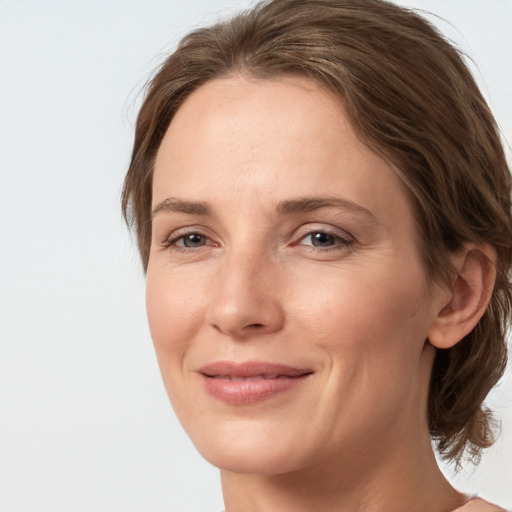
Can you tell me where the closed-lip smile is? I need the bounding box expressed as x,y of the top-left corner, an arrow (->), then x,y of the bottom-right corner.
198,361 -> 313,405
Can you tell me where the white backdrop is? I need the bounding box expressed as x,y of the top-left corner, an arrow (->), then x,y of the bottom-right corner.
0,1 -> 511,511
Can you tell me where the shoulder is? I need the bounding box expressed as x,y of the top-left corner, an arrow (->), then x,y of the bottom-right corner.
453,497 -> 509,512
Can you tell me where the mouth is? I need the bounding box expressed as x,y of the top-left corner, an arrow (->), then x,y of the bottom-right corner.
198,362 -> 313,405
210,374 -> 301,381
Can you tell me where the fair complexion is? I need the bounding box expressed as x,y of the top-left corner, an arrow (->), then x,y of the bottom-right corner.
146,75 -> 493,512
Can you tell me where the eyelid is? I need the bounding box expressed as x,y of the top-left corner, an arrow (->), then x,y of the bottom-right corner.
289,225 -> 355,256
160,226 -> 218,248
294,223 -> 354,243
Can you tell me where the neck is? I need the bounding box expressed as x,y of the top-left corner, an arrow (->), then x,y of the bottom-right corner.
221,435 -> 464,512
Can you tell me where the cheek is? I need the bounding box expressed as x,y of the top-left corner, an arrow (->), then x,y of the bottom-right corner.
291,261 -> 429,372
145,264 -> 206,372
292,266 -> 431,430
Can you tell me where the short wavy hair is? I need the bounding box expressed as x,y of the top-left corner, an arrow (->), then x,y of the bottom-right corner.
122,0 -> 512,464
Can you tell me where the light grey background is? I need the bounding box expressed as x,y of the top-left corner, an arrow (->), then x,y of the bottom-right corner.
0,1 -> 510,511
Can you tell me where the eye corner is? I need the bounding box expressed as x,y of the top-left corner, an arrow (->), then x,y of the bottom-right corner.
161,228 -> 222,254
294,225 -> 353,247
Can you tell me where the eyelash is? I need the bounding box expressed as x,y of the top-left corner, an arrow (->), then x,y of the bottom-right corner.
297,230 -> 353,251
162,231 -> 215,252
162,228 -> 353,253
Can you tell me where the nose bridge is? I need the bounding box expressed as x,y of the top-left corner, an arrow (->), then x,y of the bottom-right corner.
207,243 -> 285,338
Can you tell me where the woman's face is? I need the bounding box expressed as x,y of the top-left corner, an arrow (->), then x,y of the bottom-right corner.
147,75 -> 446,475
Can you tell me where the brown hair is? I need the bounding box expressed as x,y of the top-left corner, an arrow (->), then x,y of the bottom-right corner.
122,0 -> 512,464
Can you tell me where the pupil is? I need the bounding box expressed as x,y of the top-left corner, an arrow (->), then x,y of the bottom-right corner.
184,234 -> 204,247
313,232 -> 334,246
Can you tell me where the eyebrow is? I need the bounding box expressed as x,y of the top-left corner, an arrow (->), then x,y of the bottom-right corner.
276,196 -> 376,220
152,197 -> 214,218
151,195 -> 377,221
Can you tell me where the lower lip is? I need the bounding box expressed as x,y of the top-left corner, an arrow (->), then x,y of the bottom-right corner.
202,374 -> 311,405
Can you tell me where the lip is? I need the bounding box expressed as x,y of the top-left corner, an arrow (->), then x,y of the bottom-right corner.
198,361 -> 313,405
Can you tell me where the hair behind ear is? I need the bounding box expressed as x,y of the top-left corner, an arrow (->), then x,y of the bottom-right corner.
427,246 -> 507,464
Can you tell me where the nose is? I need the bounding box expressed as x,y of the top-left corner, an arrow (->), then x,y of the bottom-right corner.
206,251 -> 285,339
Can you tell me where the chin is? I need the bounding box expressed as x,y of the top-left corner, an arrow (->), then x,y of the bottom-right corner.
202,447 -> 303,476
186,421 -> 313,476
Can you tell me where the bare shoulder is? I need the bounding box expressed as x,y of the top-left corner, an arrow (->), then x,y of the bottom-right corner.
454,497 -> 509,512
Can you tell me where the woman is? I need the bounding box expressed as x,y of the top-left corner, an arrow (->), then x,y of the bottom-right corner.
122,0 -> 512,510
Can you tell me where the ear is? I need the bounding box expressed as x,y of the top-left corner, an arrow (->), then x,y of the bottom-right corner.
428,245 -> 496,349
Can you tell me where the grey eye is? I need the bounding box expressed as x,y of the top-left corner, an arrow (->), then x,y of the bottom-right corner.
299,230 -> 353,250
309,232 -> 337,247
180,233 -> 207,247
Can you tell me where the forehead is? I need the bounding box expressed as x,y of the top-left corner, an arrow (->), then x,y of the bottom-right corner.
152,75 -> 414,233
157,75 -> 353,177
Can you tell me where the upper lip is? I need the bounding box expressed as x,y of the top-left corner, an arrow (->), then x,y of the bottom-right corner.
199,361 -> 313,378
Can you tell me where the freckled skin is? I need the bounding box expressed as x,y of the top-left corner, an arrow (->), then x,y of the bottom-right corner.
146,76 -> 465,512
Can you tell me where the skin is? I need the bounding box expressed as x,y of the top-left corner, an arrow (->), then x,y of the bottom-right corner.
146,75 -> 493,512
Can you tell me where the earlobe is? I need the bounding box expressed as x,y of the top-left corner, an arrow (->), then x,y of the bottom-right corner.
428,245 -> 496,349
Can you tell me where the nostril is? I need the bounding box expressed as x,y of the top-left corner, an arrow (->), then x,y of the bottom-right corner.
248,323 -> 264,329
